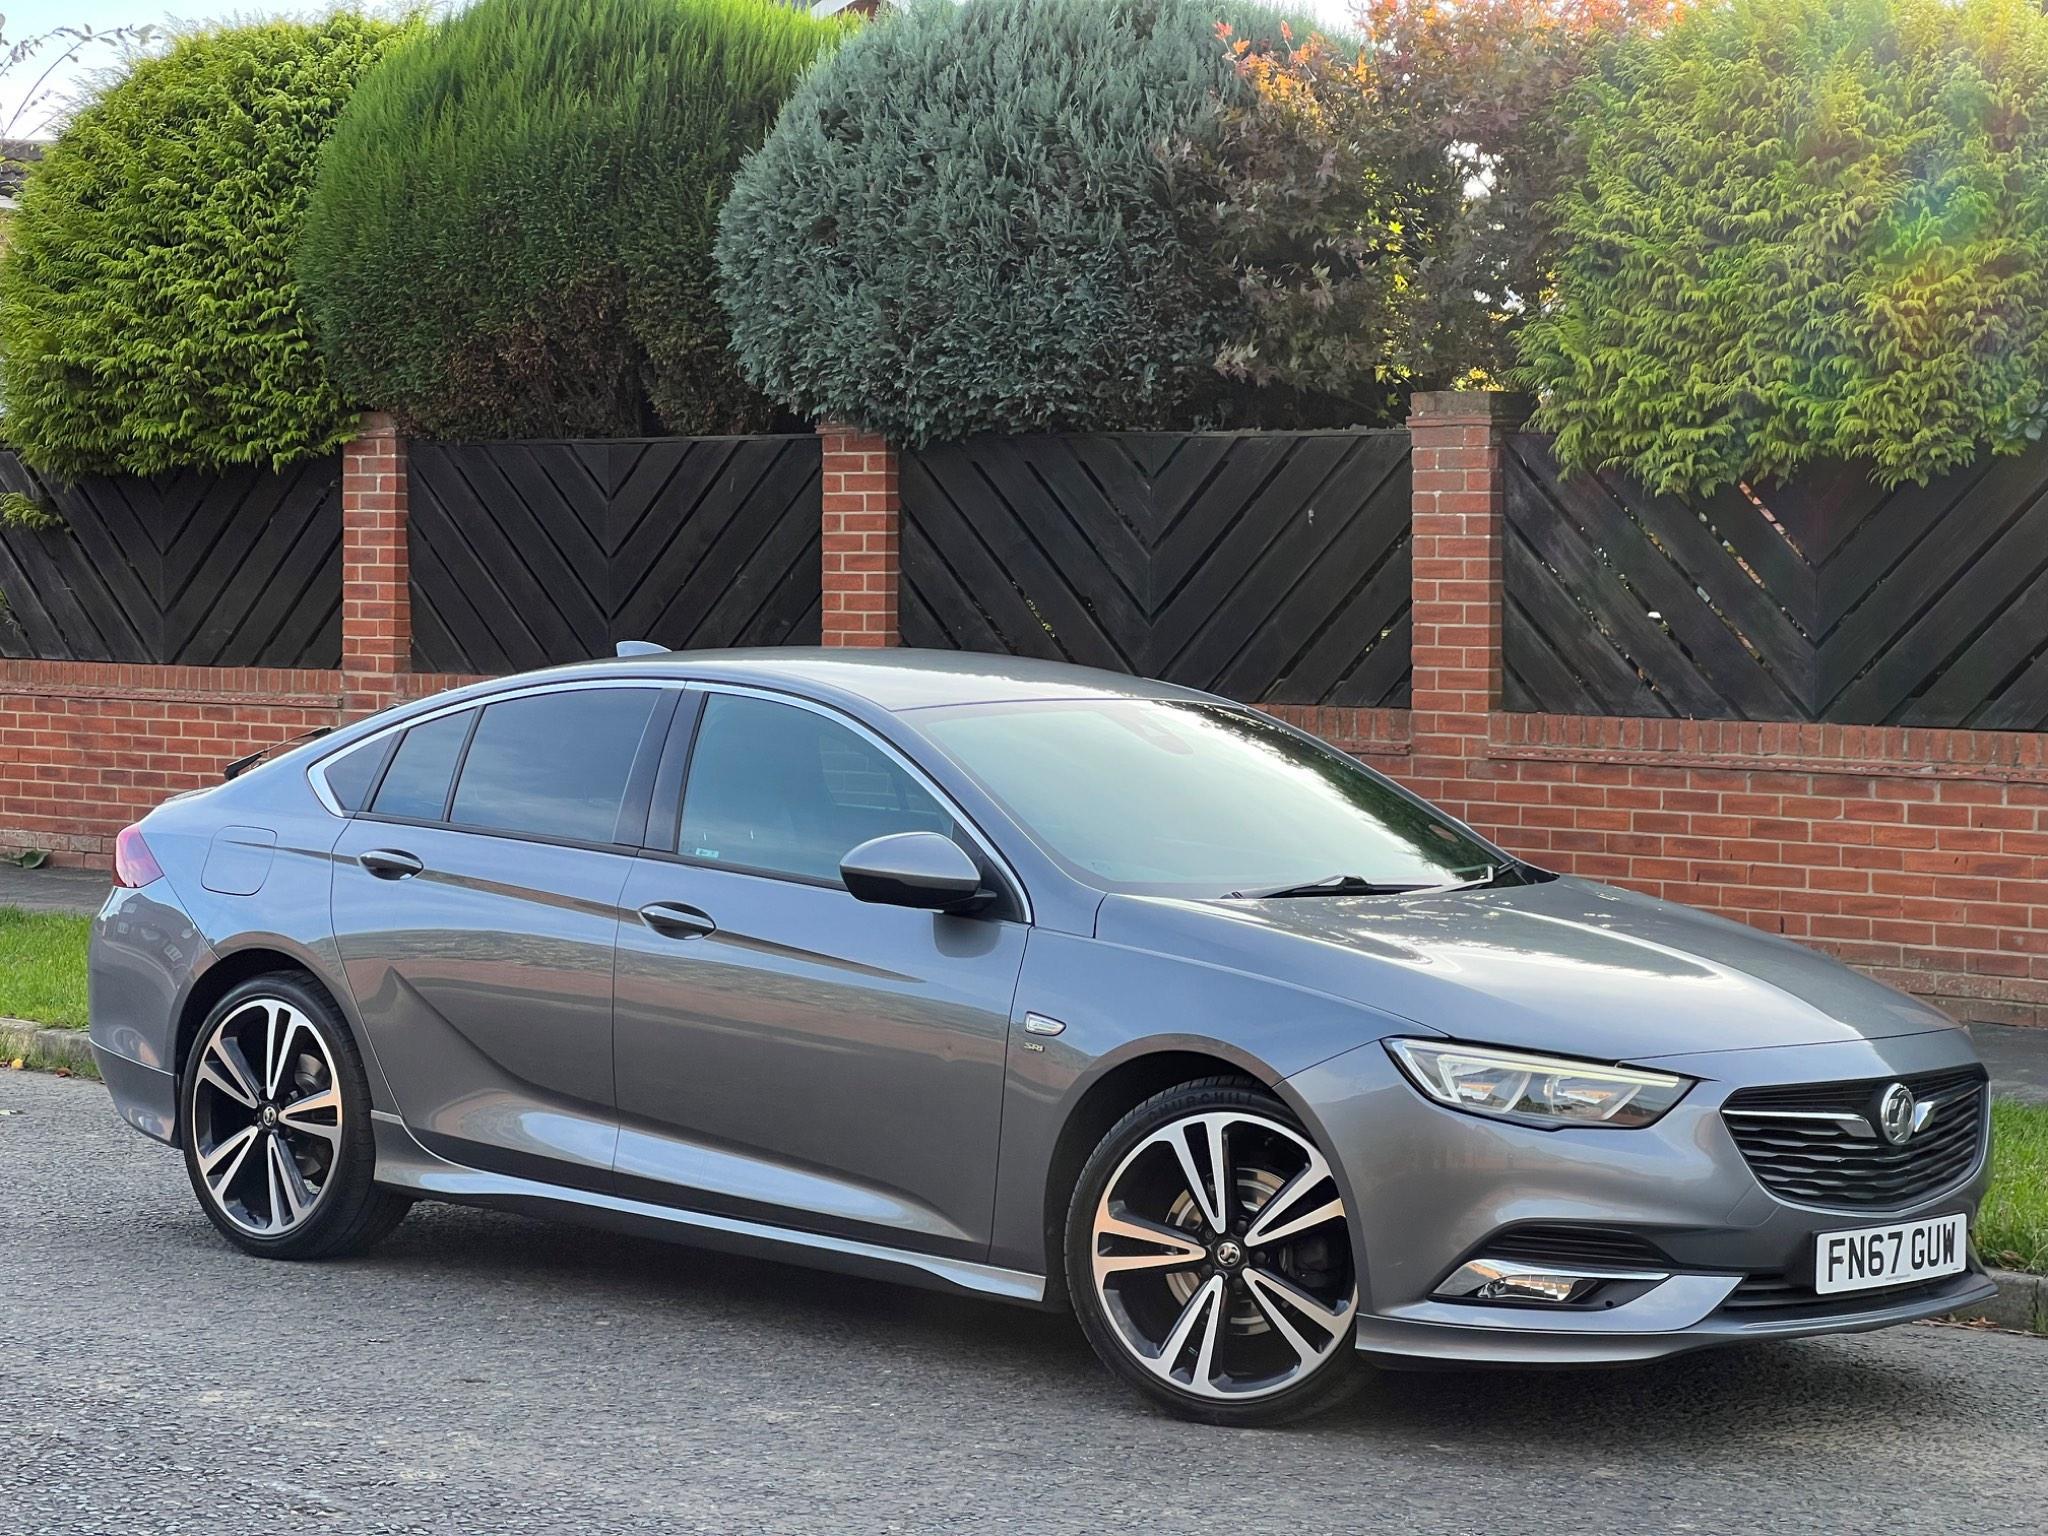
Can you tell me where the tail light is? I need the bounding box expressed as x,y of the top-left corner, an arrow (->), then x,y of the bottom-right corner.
113,824 -> 164,889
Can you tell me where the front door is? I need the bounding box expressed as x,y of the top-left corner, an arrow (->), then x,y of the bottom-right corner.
331,684 -> 675,1188
612,690 -> 1027,1258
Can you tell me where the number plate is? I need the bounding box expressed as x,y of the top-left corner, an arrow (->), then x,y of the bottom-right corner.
1814,1213 -> 1967,1295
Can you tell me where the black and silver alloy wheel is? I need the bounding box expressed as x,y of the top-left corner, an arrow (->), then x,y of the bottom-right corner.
1068,1079 -> 1361,1425
180,973 -> 411,1260
190,996 -> 341,1235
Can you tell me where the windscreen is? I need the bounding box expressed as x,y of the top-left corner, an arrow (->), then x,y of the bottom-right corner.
917,698 -> 1506,897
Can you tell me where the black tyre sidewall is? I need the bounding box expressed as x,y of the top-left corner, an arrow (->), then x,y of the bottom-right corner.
179,972 -> 390,1260
1063,1077 -> 1364,1427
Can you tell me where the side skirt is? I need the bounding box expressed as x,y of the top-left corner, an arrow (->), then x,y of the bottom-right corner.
371,1113 -> 1052,1309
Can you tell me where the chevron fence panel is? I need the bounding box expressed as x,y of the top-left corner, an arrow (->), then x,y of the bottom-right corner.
1503,436 -> 2048,729
0,451 -> 341,667
407,437 -> 822,673
902,431 -> 1413,707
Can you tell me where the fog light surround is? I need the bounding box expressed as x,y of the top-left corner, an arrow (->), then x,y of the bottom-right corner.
1435,1257 -> 1671,1305
1386,1038 -> 1693,1129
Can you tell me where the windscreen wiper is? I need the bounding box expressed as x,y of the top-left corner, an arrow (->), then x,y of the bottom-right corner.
1228,874 -> 1436,900
1228,864 -> 1503,901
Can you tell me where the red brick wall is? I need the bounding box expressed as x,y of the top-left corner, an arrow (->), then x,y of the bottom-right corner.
1263,701 -> 2048,1029
818,422 -> 900,648
0,662 -> 348,863
1440,715 -> 2048,1030
341,414 -> 410,714
1405,390 -> 1513,791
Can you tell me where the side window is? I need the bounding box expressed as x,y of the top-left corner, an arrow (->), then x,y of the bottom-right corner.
321,737 -> 393,812
449,688 -> 660,844
369,709 -> 475,822
678,694 -> 953,882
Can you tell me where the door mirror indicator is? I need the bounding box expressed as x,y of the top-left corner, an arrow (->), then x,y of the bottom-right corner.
841,832 -> 990,913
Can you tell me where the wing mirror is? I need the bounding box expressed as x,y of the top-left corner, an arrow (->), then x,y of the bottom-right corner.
840,831 -> 992,914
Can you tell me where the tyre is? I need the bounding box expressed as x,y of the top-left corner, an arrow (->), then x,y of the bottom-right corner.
1065,1076 -> 1363,1425
180,972 -> 410,1260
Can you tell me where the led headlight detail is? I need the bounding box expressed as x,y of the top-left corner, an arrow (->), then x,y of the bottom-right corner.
1386,1039 -> 1691,1128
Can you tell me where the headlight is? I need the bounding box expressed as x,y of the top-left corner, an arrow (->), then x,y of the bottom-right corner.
1385,1039 -> 1691,1128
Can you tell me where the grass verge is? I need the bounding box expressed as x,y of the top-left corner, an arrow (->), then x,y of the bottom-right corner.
0,907 -> 91,1029
1979,1100 -> 2048,1277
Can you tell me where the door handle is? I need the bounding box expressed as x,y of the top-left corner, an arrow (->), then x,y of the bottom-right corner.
359,848 -> 424,880
638,901 -> 715,939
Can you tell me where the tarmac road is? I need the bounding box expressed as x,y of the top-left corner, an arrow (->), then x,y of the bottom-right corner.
3,1068 -> 2043,1535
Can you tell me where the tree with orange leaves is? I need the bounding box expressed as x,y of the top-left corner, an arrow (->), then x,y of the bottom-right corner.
1185,1 -> 1679,420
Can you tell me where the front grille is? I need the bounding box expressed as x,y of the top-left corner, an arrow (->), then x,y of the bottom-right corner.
1721,1066 -> 1986,1209
1482,1225 -> 1670,1268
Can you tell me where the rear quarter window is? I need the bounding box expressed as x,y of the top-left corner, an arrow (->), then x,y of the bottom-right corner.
319,737 -> 393,812
369,709 -> 475,822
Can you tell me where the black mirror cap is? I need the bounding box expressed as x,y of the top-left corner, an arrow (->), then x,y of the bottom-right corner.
841,831 -> 991,913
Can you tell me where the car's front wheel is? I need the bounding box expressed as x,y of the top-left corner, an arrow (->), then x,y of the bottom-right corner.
180,973 -> 409,1259
1065,1077 -> 1362,1425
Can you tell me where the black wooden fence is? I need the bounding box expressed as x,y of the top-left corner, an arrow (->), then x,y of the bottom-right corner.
16,414 -> 2045,737
902,430 -> 1414,707
1503,435 -> 2048,730
0,450 -> 342,667
407,437 -> 822,673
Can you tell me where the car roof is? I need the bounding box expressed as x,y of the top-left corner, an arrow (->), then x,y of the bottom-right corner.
521,647 -> 1215,713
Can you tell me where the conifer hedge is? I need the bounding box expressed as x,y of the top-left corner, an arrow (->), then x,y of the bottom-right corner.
299,0 -> 843,441
1520,0 -> 2048,497
714,0 -> 1297,445
0,17 -> 404,477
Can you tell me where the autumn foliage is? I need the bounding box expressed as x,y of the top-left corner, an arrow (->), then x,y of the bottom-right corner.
1191,2 -> 1679,420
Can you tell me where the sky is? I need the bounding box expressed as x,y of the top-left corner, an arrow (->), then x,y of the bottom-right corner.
3,0 -> 1364,137
1,4 -> 341,134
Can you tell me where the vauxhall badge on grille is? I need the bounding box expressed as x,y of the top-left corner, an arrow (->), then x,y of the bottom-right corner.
1877,1082 -> 1930,1146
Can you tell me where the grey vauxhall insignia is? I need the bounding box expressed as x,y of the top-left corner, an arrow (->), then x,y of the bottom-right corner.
87,649 -> 1996,1424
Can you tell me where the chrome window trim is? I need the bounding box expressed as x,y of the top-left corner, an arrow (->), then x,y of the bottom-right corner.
683,681 -> 1034,926
305,677 -> 684,819
306,674 -> 1034,924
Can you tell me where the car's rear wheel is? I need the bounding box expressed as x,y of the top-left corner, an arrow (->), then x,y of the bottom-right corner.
1065,1077 -> 1362,1425
180,973 -> 409,1259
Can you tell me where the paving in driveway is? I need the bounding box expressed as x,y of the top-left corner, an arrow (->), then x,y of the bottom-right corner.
1970,1022 -> 2048,1106
2,1070 -> 2043,1536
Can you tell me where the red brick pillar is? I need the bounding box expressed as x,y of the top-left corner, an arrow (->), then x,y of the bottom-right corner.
1406,391 -> 1526,801
341,412 -> 410,712
818,421 -> 900,647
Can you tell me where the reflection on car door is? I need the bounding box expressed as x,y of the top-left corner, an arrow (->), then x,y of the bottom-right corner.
613,690 -> 1027,1258
331,684 -> 676,1189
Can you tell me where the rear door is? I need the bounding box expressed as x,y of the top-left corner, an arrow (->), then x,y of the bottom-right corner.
331,681 -> 677,1189
611,688 -> 1029,1258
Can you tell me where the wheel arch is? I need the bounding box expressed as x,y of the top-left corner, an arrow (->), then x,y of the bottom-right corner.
1038,1039 -> 1327,1308
173,944 -> 357,1085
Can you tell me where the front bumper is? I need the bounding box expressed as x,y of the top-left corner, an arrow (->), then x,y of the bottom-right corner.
1288,1027 -> 1993,1366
